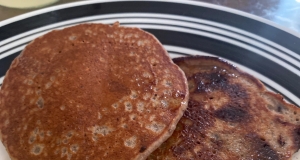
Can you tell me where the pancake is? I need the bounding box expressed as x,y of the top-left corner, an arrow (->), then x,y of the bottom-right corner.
148,56 -> 300,160
0,23 -> 188,160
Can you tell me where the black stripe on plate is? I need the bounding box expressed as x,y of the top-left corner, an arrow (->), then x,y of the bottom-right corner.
2,15 -> 299,63
1,1 -> 300,56
125,22 -> 300,70
168,51 -> 193,56
2,20 -> 299,71
0,51 -> 20,76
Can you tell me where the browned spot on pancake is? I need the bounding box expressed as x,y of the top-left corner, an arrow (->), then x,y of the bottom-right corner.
183,100 -> 215,133
214,106 -> 249,123
193,72 -> 228,93
245,133 -> 279,160
278,135 -> 286,147
139,146 -> 147,153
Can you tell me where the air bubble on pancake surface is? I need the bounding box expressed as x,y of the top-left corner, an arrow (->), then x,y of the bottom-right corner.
163,90 -> 172,96
130,90 -> 137,99
124,101 -> 132,111
129,114 -> 136,121
23,124 -> 28,130
89,125 -> 114,137
161,100 -> 169,108
70,144 -> 79,153
164,80 -> 172,87
39,131 -> 45,140
121,124 -> 128,129
63,138 -> 69,144
36,89 -> 41,95
137,101 -> 145,113
112,103 -> 118,109
98,112 -> 102,119
61,147 -> 72,160
149,115 -> 156,121
36,97 -> 44,108
30,98 -> 35,105
129,51 -> 135,56
85,29 -> 92,34
143,93 -> 151,100
124,33 -> 133,39
56,139 -> 61,145
142,72 -> 151,78
26,88 -> 33,95
29,135 -> 36,144
66,131 -> 73,138
4,119 -> 9,127
124,136 -> 137,148
54,148 -> 59,155
146,121 -> 166,133
31,144 -> 44,155
47,131 -> 52,136
61,147 -> 67,154
137,40 -> 144,46
27,80 -> 33,85
50,76 -> 56,82
45,82 -> 52,89
69,35 -> 77,41
60,105 -> 65,110
99,57 -> 105,62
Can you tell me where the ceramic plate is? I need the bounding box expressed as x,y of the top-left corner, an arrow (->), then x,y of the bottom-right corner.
0,0 -> 300,159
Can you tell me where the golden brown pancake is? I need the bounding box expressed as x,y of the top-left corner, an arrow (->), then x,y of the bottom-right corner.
148,56 -> 300,160
0,23 -> 188,160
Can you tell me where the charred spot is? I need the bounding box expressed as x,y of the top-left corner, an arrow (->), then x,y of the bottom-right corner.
293,127 -> 300,149
184,100 -> 215,132
172,145 -> 186,155
197,147 -> 222,160
210,138 -> 223,148
193,72 -> 228,93
225,84 -> 248,100
278,135 -> 285,147
246,133 -> 279,160
172,100 -> 215,157
214,106 -> 249,123
192,70 -> 248,101
277,105 -> 283,113
139,146 -> 147,153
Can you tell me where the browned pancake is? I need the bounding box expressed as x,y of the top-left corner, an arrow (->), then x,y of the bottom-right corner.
0,23 -> 188,160
148,56 -> 300,160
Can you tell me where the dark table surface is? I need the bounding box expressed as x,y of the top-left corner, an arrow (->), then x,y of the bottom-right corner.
1,0 -> 300,34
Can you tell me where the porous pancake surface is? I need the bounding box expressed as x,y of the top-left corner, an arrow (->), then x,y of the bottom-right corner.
0,23 -> 188,160
149,56 -> 300,160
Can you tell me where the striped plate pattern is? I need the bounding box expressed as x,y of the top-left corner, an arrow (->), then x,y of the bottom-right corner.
0,0 -> 299,109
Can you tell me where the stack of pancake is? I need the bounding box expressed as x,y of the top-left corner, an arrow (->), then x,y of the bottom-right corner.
0,23 -> 299,160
